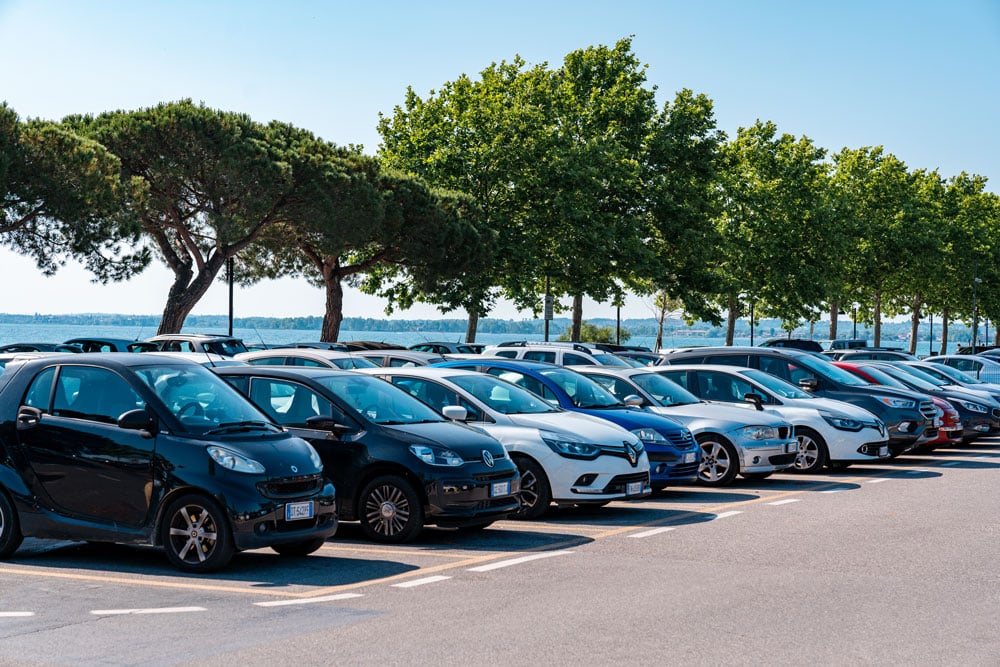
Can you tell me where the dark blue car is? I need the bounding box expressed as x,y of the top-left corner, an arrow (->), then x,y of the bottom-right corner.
435,359 -> 701,489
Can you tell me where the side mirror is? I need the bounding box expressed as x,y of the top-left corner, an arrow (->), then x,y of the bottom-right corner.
118,409 -> 158,437
623,394 -> 644,407
798,378 -> 819,391
441,405 -> 468,421
743,393 -> 765,411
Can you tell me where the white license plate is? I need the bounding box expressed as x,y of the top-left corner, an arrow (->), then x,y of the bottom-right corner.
684,452 -> 696,463
879,445 -> 889,457
491,481 -> 511,497
627,481 -> 643,496
285,501 -> 314,522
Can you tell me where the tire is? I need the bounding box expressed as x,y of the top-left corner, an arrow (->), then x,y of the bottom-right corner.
650,485 -> 667,493
696,434 -> 740,486
792,427 -> 829,474
512,457 -> 552,519
161,494 -> 235,573
359,475 -> 424,543
740,472 -> 773,481
271,537 -> 327,557
0,490 -> 24,559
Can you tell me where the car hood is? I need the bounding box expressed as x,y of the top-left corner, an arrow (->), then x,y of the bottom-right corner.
646,402 -> 788,430
777,396 -> 882,422
216,432 -> 325,478
575,406 -> 687,434
503,411 -> 637,445
380,420 -> 506,456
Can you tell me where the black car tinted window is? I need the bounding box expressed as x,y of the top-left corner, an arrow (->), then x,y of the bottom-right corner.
705,354 -> 751,367
52,366 -> 144,424
249,378 -> 334,428
523,351 -> 556,363
23,367 -> 56,410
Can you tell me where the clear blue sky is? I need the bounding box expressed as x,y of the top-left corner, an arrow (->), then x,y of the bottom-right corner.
2,0 -> 998,321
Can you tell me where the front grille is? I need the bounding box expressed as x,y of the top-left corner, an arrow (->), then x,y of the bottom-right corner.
463,449 -> 506,463
472,470 -> 518,483
258,473 -> 324,499
665,429 -> 696,449
919,401 -> 937,420
602,472 -> 649,494
667,462 -> 700,477
647,451 -> 679,463
767,453 -> 797,465
470,496 -> 519,510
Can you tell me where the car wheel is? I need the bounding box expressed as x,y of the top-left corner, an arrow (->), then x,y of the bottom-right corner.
271,537 -> 327,557
696,434 -> 739,486
161,494 -> 234,573
512,457 -> 551,519
359,475 -> 424,543
792,427 -> 828,473
740,472 -> 773,480
0,490 -> 24,559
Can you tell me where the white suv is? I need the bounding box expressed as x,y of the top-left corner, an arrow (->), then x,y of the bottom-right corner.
481,341 -> 632,368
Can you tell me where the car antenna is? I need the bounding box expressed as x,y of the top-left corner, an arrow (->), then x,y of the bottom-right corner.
251,325 -> 268,350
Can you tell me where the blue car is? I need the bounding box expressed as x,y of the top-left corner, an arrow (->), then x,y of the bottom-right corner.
435,359 -> 700,490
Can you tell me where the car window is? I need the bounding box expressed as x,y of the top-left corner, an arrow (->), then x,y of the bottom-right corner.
388,377 -> 473,417
248,378 -> 334,427
537,367 -> 621,408
656,370 -> 692,392
494,350 -> 518,358
697,371 -> 756,404
585,374 -> 643,404
563,353 -> 593,366
388,357 -> 419,367
450,373 -> 557,415
591,353 -> 631,368
314,374 -> 442,425
291,357 -> 326,368
50,365 -> 145,424
705,354 -> 750,367
630,372 -> 701,405
409,344 -> 432,352
248,356 -> 289,366
523,351 -> 556,363
485,369 -> 560,404
23,367 -> 56,410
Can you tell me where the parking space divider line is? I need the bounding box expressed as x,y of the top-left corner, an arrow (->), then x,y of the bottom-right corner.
768,499 -> 801,506
254,594 -> 364,607
629,526 -> 677,538
392,575 -> 452,588
0,612 -> 34,617
467,551 -> 573,572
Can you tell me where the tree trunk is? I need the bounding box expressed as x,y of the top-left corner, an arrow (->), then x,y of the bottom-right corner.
725,294 -> 737,345
465,309 -> 479,343
908,295 -> 922,355
654,298 -> 667,353
156,260 -> 223,334
571,294 -> 583,342
941,308 -> 950,355
873,290 -> 882,347
828,301 -> 839,340
320,275 -> 344,342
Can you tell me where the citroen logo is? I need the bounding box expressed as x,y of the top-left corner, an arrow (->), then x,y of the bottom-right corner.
482,450 -> 495,467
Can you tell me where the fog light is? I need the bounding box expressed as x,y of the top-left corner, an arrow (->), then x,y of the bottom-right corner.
255,522 -> 270,535
574,474 -> 598,486
752,456 -> 760,464
897,422 -> 911,432
655,464 -> 667,474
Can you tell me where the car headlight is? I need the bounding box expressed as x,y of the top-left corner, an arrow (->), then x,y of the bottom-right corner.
957,400 -> 989,414
409,445 -> 464,467
630,427 -> 668,444
822,413 -> 864,431
876,396 -> 916,409
737,425 -> 779,440
207,446 -> 266,474
540,431 -> 602,458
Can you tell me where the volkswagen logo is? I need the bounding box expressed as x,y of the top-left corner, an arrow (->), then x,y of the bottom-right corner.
290,465 -> 298,473
624,441 -> 638,466
482,450 -> 495,467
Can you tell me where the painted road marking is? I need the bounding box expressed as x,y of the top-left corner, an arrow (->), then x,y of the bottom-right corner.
467,551 -> 573,572
91,606 -> 206,616
867,479 -> 890,484
630,526 -> 677,538
0,612 -> 34,617
392,576 -> 451,588
713,511 -> 743,519
768,499 -> 801,506
254,593 -> 364,608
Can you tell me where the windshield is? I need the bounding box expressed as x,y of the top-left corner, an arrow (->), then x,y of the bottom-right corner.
629,372 -> 700,405
847,364 -> 909,389
592,353 -> 631,368
921,362 -> 982,385
875,364 -> 941,390
315,373 -> 443,425
134,362 -> 269,433
538,367 -> 622,409
740,369 -> 814,399
796,354 -> 869,386
450,374 -> 558,414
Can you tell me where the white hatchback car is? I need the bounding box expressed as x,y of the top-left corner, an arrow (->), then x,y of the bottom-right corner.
360,366 -> 651,518
481,342 -> 632,368
573,366 -> 799,485
652,365 -> 890,472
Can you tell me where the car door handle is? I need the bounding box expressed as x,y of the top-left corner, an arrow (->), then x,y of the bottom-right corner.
16,406 -> 43,430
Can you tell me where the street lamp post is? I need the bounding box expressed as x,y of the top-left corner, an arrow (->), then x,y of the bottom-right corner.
973,275 -> 982,351
928,312 -> 933,357
851,303 -> 859,339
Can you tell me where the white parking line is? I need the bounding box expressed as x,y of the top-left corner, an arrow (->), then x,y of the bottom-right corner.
0,612 -> 34,617
90,606 -> 206,616
866,479 -> 890,484
768,499 -> 801,506
630,526 -> 677,538
713,511 -> 743,519
392,575 -> 452,588
467,551 -> 573,572
254,593 -> 363,608
820,487 -> 849,494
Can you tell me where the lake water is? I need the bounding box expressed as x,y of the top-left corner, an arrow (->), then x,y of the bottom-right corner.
0,321 -> 961,354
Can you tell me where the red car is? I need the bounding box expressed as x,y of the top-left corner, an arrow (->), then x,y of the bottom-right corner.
833,362 -> 962,448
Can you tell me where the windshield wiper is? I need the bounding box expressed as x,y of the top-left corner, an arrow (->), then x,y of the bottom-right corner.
203,421 -> 278,435
576,402 -> 622,409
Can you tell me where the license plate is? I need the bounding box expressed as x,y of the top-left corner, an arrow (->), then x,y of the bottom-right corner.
879,445 -> 889,457
684,452 -> 696,463
285,501 -> 314,522
627,481 -> 643,496
491,481 -> 511,497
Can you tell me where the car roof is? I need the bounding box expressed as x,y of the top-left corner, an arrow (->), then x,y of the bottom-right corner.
146,333 -> 243,342
436,358 -> 559,372
358,366 -> 472,379
12,351 -> 201,371
211,365 -> 358,379
236,349 -> 361,360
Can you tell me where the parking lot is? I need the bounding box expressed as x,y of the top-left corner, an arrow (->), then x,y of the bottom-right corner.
2,439 -> 999,665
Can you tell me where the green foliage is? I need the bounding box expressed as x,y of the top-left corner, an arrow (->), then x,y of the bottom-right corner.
557,321 -> 630,344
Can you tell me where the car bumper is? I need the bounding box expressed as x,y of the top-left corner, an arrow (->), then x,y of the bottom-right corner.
645,445 -> 700,484
422,465 -> 521,527
228,481 -> 339,551
736,438 -> 800,473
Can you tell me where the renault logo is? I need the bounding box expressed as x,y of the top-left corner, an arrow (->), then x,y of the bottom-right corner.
482,450 -> 495,467
624,441 -> 638,466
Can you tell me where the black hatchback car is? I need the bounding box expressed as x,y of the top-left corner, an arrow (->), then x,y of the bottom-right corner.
658,347 -> 938,457
213,366 -> 521,543
0,354 -> 338,572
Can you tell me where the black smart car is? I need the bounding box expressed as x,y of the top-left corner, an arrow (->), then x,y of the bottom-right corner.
0,354 -> 338,572
213,366 -> 521,543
